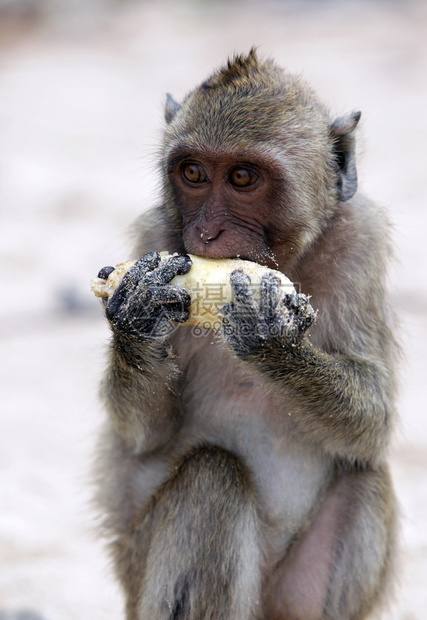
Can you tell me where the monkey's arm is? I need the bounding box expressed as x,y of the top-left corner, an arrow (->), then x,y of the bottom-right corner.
99,252 -> 191,453
248,342 -> 392,463
102,337 -> 181,452
222,270 -> 395,465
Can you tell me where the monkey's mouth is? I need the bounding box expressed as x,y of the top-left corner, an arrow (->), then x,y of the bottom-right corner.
233,251 -> 279,270
189,251 -> 278,271
182,228 -> 278,268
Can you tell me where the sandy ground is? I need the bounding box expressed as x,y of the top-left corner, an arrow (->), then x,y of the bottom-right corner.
0,0 -> 426,618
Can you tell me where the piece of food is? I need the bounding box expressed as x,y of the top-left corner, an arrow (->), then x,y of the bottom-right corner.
91,260 -> 136,299
90,252 -> 295,328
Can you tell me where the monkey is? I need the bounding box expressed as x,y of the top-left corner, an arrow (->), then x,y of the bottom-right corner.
94,49 -> 398,620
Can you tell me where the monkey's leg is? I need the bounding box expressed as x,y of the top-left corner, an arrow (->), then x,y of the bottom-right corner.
265,466 -> 396,620
115,445 -> 263,620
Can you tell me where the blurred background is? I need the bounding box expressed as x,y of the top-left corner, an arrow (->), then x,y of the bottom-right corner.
0,0 -> 426,618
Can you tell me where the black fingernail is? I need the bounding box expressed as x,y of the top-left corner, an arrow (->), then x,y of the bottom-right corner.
98,266 -> 115,279
176,254 -> 193,274
143,251 -> 161,265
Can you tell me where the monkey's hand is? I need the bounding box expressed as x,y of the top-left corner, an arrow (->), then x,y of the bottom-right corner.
222,269 -> 317,358
102,251 -> 192,342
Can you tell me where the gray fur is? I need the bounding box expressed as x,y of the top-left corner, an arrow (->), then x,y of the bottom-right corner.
95,50 -> 398,619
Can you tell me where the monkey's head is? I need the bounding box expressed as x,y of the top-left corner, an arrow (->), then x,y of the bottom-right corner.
161,49 -> 360,269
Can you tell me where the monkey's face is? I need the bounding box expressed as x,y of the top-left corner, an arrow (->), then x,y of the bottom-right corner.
161,56 -> 357,270
167,147 -> 281,266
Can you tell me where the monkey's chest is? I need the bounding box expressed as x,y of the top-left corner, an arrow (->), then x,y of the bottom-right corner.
171,332 -> 329,533
174,331 -> 280,430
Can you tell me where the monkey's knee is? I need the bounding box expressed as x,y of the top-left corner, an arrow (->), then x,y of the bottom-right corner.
324,466 -> 397,619
125,446 -> 263,620
266,466 -> 396,620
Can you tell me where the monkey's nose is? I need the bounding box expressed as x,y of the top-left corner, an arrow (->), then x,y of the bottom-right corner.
200,225 -> 224,243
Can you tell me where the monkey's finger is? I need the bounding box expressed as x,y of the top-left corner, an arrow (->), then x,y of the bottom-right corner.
96,267 -> 116,309
107,252 -> 161,319
124,252 -> 162,285
221,301 -> 243,331
222,302 -> 262,357
144,254 -> 192,286
282,293 -> 317,342
97,266 -> 115,279
221,301 -> 235,320
298,301 -> 318,333
221,305 -> 240,339
164,303 -> 191,324
111,290 -> 190,339
142,284 -> 191,311
229,269 -> 255,307
284,293 -> 317,323
260,273 -> 282,317
283,293 -> 302,313
221,298 -> 258,333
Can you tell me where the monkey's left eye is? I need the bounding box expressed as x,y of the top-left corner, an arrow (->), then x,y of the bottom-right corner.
181,163 -> 208,184
229,167 -> 258,188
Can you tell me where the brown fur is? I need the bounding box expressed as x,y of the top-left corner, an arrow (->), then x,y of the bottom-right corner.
96,50 -> 398,619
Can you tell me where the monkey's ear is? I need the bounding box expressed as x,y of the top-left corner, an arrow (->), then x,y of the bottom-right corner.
330,111 -> 361,202
165,93 -> 181,124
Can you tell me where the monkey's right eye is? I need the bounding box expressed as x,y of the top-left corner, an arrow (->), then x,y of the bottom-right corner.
181,163 -> 208,184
